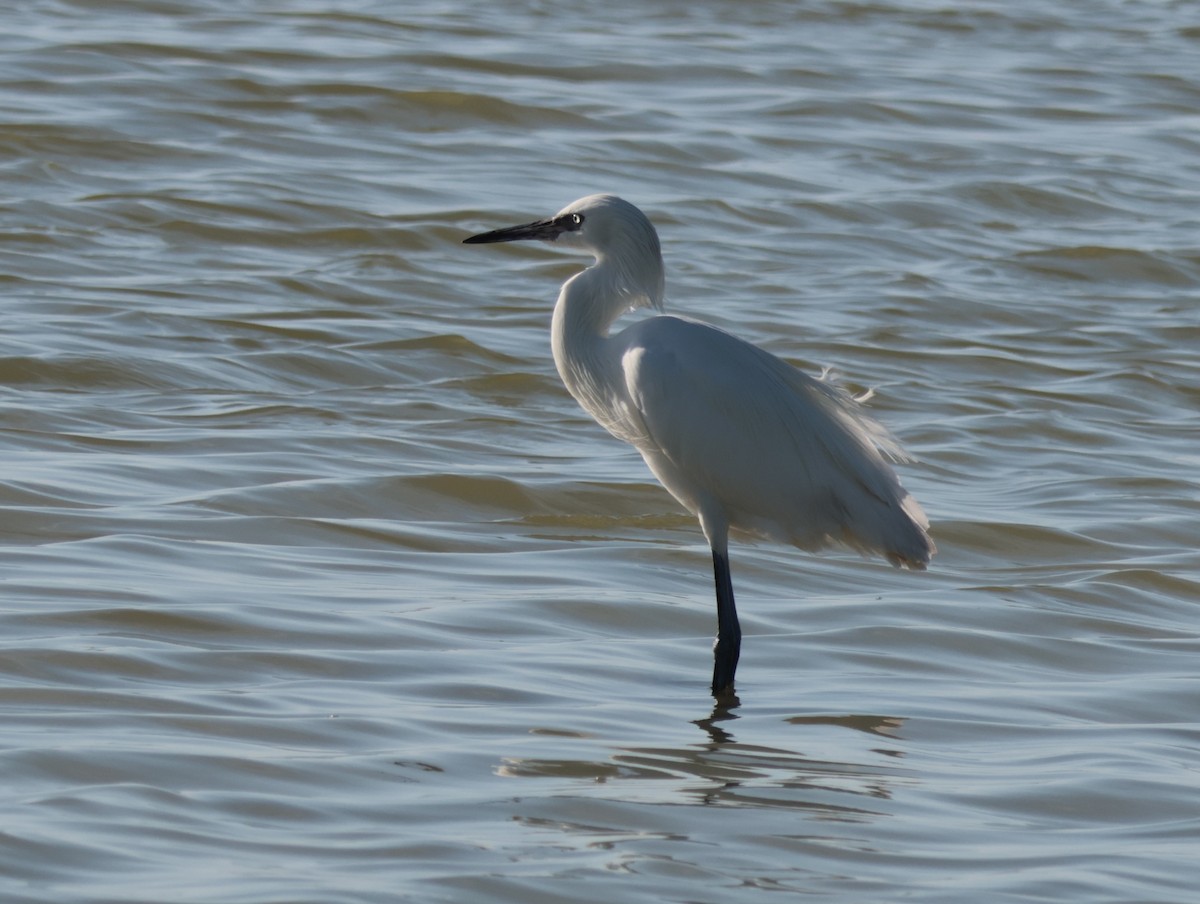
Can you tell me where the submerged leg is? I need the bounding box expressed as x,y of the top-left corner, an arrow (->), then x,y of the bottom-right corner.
710,549 -> 741,696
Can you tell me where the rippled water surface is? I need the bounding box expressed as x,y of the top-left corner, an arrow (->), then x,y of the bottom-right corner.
3,1 -> 1199,901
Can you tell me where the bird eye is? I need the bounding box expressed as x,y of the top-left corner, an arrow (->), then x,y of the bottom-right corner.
554,212 -> 584,233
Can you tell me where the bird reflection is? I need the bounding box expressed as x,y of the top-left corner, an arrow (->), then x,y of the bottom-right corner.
693,692 -> 741,745
498,704 -> 909,820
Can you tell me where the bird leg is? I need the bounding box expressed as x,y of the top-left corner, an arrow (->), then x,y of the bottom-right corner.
710,549 -> 741,696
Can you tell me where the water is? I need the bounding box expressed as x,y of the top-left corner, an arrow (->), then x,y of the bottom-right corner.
2,1 -> 1199,901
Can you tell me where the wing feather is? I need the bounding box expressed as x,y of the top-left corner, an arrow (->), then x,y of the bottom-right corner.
619,316 -> 933,567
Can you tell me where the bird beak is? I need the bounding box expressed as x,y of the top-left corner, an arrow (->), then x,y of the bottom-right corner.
463,217 -> 564,245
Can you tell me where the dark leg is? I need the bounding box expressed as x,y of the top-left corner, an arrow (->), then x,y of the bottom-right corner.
710,549 -> 741,696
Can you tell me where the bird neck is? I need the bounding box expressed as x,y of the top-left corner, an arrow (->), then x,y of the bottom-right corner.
551,266 -> 614,387
551,249 -> 662,339
554,263 -> 626,336
549,263 -> 637,426
549,252 -> 664,445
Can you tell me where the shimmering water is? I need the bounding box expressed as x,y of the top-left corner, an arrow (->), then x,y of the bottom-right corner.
2,1 -> 1199,901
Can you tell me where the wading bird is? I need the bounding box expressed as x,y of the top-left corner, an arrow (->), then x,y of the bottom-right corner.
464,195 -> 934,696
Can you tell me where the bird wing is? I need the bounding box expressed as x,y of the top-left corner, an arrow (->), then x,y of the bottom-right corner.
618,315 -> 931,565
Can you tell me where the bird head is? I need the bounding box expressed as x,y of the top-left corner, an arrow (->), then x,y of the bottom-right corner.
465,194 -> 665,311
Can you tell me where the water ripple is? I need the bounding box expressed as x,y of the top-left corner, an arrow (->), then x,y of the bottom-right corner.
2,1 -> 1199,902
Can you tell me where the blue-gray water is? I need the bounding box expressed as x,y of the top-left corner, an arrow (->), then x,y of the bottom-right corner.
2,2 -> 1198,902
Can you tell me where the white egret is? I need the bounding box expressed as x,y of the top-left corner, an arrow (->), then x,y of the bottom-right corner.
464,194 -> 934,696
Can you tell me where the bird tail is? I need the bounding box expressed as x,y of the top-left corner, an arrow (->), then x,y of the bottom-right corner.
883,492 -> 936,570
